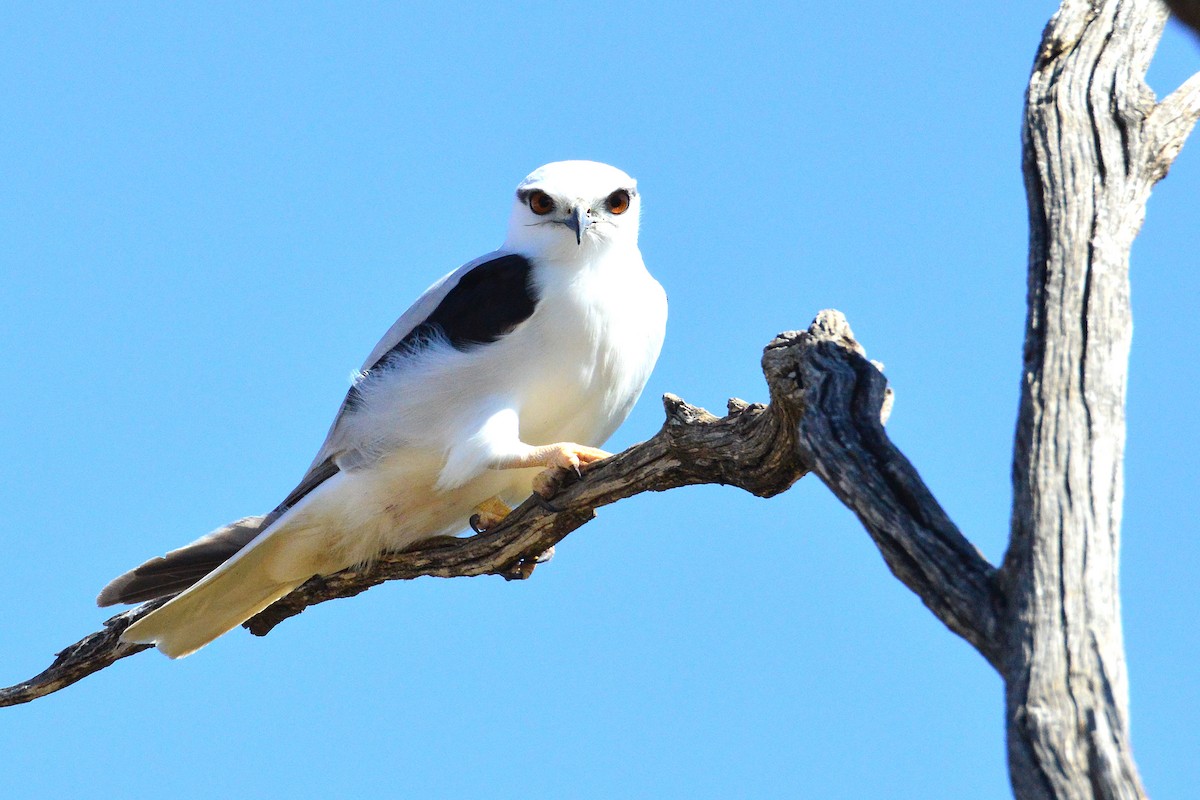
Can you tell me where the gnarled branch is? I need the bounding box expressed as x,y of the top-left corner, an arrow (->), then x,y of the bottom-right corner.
777,315 -> 1003,668
2,310 -> 1005,707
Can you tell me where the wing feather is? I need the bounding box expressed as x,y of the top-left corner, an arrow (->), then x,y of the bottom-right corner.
99,250 -> 538,606
300,250 -> 536,476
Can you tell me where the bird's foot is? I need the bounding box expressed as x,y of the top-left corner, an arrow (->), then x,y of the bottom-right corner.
543,442 -> 611,474
502,546 -> 557,581
469,496 -> 513,533
529,442 -> 611,499
532,467 -> 568,500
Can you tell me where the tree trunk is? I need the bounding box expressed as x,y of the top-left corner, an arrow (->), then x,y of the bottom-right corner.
1001,1 -> 1199,797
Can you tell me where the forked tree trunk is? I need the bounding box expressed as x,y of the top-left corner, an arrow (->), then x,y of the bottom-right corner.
1001,1 -> 1199,797
4,4 -> 1200,799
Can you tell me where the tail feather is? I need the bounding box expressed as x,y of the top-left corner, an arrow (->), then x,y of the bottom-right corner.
120,517 -> 331,658
97,515 -> 272,607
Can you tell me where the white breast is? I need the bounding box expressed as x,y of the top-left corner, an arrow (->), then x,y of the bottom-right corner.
294,245 -> 665,563
516,247 -> 667,447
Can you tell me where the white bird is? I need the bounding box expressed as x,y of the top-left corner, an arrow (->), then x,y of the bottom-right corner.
99,160 -> 667,658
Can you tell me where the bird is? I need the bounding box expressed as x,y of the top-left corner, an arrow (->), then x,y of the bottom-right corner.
97,160 -> 668,658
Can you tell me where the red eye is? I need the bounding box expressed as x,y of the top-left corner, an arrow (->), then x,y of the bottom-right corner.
528,191 -> 554,216
606,189 -> 631,215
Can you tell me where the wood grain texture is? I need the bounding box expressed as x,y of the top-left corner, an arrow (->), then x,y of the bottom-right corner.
1003,1 -> 1199,797
0,602 -> 160,707
776,313 -> 1004,669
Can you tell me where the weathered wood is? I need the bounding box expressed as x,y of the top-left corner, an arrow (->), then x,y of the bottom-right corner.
771,313 -> 1004,669
243,383 -> 805,637
2,310 -> 1008,707
1001,1 -> 1200,798
0,332 -> 808,707
0,602 -> 161,707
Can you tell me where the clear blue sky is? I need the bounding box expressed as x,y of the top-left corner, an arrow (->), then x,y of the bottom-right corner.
2,3 -> 1197,798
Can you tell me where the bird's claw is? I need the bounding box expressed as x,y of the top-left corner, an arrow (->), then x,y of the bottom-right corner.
469,496 -> 513,534
501,546 -> 556,581
503,560 -> 537,581
532,466 -> 569,502
531,490 -> 564,514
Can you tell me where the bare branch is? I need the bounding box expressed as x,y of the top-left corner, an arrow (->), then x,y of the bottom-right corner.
243,385 -> 803,637
1,340 -> 803,707
2,310 -> 1007,706
1144,70 -> 1200,180
771,312 -> 1004,669
0,602 -> 160,707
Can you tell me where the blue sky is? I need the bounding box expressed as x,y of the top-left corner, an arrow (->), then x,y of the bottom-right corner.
2,3 -> 1197,798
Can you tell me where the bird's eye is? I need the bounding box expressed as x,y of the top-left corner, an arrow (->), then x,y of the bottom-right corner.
527,191 -> 555,216
606,189 -> 631,215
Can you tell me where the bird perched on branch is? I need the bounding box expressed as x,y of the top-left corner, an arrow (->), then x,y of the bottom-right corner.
98,160 -> 668,658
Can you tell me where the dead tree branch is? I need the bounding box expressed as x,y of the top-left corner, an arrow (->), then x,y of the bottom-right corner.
3,310 -> 1008,707
776,316 -> 1004,669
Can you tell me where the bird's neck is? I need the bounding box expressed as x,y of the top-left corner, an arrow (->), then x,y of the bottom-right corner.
530,243 -> 646,307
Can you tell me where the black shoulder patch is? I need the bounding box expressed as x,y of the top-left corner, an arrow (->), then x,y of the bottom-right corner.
372,253 -> 537,369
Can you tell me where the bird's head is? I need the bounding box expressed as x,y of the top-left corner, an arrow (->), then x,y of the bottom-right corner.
504,161 -> 640,260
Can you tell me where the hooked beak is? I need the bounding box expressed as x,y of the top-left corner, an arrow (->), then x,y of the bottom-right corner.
565,205 -> 590,245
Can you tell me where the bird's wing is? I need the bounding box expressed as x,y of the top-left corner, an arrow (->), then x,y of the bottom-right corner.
100,251 -> 538,606
97,515 -> 271,605
289,249 -> 537,493
355,250 -> 510,374
120,474 -> 350,656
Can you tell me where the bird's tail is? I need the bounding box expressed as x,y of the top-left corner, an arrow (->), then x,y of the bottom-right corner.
120,514 -> 337,658
97,515 -> 273,607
